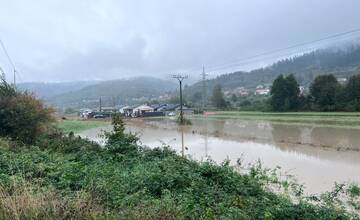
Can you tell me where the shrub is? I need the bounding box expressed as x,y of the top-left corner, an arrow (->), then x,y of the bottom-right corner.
0,78 -> 55,144
176,115 -> 192,125
103,113 -> 138,146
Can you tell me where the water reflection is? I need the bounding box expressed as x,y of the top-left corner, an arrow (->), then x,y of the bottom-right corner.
80,117 -> 360,194
181,125 -> 185,157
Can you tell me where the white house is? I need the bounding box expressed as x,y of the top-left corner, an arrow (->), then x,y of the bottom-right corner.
254,88 -> 270,95
132,104 -> 154,117
119,106 -> 134,117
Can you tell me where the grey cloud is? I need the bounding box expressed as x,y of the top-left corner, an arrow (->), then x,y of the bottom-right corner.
0,0 -> 360,82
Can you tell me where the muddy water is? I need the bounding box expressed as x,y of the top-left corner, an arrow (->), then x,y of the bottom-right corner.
79,117 -> 360,194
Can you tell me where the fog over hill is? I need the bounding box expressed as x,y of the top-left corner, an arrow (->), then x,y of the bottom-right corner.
18,43 -> 360,109
46,77 -> 177,109
185,44 -> 360,97
17,81 -> 98,99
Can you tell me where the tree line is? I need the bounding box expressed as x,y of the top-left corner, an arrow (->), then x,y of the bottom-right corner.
270,73 -> 360,111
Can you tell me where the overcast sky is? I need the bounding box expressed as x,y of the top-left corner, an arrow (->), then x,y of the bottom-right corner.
1,0 -> 360,82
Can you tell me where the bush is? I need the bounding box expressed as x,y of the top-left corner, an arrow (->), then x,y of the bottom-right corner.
176,115 -> 192,125
0,78 -> 55,144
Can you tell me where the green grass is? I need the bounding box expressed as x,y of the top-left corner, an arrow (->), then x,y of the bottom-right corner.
196,111 -> 360,129
0,135 -> 357,219
58,120 -> 110,133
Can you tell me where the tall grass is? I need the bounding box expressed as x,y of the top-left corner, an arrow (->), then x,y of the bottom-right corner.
0,183 -> 113,220
58,120 -> 110,133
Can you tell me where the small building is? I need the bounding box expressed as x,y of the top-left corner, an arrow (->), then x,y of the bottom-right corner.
99,106 -> 116,113
256,85 -> 265,90
79,108 -> 93,118
157,104 -> 179,112
150,104 -> 167,111
119,106 -> 133,117
132,104 -> 154,117
254,88 -> 270,95
337,77 -> 347,85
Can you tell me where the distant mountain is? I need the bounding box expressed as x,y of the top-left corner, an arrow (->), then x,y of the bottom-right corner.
18,81 -> 98,99
185,45 -> 360,97
49,77 -> 177,109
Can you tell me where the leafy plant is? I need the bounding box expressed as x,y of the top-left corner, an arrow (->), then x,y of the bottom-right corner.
0,77 -> 55,144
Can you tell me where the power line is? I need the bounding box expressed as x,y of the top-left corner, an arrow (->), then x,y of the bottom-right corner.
185,27 -> 360,75
0,39 -> 18,87
0,66 -> 5,79
172,74 -> 188,130
0,39 -> 16,70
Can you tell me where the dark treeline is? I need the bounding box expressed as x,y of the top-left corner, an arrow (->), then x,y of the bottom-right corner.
185,45 -> 360,99
270,74 -> 360,111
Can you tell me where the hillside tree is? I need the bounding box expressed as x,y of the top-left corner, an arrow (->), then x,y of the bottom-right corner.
310,74 -> 340,111
345,75 -> 360,110
270,74 -> 300,111
211,84 -> 227,108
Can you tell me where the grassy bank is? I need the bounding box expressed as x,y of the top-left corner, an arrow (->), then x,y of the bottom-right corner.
58,119 -> 110,133
0,141 -> 356,219
199,111 -> 360,128
0,128 -> 359,219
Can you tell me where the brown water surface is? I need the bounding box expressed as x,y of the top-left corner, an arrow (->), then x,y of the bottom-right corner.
80,117 -> 360,194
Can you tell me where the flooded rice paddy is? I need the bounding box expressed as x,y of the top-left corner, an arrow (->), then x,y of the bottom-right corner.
79,116 -> 360,194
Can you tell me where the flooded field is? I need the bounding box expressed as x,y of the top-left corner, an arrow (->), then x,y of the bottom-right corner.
79,116 -> 360,194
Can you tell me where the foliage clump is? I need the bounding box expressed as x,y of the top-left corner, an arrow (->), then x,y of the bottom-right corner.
270,74 -> 300,111
211,84 -> 228,109
0,77 -> 55,144
268,73 -> 360,112
103,113 -> 138,145
176,115 -> 192,125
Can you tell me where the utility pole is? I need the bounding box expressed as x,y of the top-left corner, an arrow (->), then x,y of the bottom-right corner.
0,39 -> 17,89
201,66 -> 208,110
0,66 -> 5,80
172,74 -> 188,124
99,97 -> 102,112
13,69 -> 16,90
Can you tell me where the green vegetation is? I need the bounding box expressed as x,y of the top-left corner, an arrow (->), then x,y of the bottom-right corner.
270,74 -> 300,111
211,84 -> 228,109
185,45 -> 360,100
0,77 -> 55,144
199,111 -> 360,128
48,77 -> 177,109
58,120 -> 110,133
1,78 -> 360,219
176,115 -> 192,125
0,118 -> 359,219
269,73 -> 360,112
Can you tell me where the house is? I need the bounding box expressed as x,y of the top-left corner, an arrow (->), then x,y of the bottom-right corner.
157,104 -> 179,112
254,84 -> 270,95
119,106 -> 134,117
254,88 -> 270,95
79,108 -> 93,119
132,104 -> 154,117
99,106 -> 116,113
337,77 -> 347,85
256,85 -> 265,90
150,104 -> 167,111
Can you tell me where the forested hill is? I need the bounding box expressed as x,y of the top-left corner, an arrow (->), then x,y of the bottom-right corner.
186,45 -> 360,95
18,81 -> 98,99
49,77 -> 177,108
